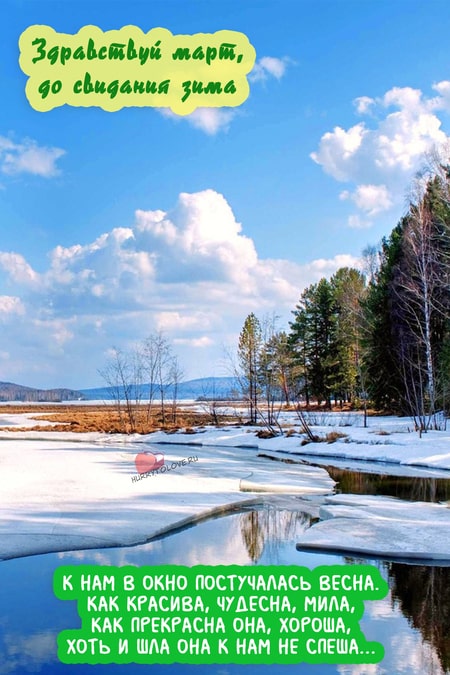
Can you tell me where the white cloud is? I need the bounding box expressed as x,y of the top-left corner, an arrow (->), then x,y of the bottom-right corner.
340,184 -> 393,215
158,107 -> 237,135
0,135 -> 65,177
0,190 -> 360,387
0,295 -> 25,316
0,630 -> 58,674
173,336 -> 213,348
312,82 -> 450,227
186,108 -> 237,134
432,80 -> 450,110
338,664 -> 379,675
249,56 -> 290,82
32,318 -> 74,347
347,214 -> 372,229
0,252 -> 41,286
134,189 -> 259,289
155,311 -> 212,332
312,85 -> 447,182
159,55 -> 290,135
311,123 -> 367,182
302,253 -> 361,276
390,631 -> 442,674
354,96 -> 375,115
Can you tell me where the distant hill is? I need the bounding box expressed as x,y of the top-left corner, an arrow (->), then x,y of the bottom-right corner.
80,377 -> 242,401
0,377 -> 242,403
0,381 -> 86,403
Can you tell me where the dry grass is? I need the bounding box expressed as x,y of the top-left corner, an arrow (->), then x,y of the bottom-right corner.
256,429 -> 278,439
0,404 -> 236,434
300,429 -> 348,446
325,430 -> 348,443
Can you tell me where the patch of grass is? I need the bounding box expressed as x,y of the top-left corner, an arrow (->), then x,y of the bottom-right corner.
256,429 -> 277,439
325,430 -> 348,443
300,430 -> 348,445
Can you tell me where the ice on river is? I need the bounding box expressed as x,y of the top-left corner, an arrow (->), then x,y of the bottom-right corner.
297,494 -> 450,562
0,438 -> 334,560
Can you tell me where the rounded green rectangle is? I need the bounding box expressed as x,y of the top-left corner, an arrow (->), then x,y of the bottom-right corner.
53,564 -> 388,665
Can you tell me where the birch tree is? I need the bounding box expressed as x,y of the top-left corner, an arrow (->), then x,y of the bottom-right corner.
392,176 -> 450,429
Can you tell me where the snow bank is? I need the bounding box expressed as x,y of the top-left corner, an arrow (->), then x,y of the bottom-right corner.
297,494 -> 450,562
147,423 -> 450,473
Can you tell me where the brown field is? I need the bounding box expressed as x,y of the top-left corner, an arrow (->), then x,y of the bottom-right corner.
0,403 -> 239,434
0,401 -> 377,435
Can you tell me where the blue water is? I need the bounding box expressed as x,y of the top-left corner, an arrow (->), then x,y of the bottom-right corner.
1,501 -> 448,675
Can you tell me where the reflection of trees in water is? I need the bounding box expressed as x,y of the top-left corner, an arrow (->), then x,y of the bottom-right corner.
387,563 -> 450,674
239,507 -> 312,563
327,467 -> 450,502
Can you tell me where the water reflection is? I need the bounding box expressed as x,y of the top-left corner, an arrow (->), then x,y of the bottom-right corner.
387,563 -> 450,674
0,503 -> 448,675
324,467 -> 450,502
240,506 -> 313,563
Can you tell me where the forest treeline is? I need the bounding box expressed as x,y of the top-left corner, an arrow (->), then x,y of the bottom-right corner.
238,167 -> 450,431
0,382 -> 85,402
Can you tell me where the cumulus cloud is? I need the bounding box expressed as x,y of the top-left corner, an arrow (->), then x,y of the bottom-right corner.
312,82 -> 450,227
0,189 -> 360,387
311,123 -> 367,182
340,184 -> 393,216
0,252 -> 41,286
0,135 -> 65,177
312,84 -> 448,182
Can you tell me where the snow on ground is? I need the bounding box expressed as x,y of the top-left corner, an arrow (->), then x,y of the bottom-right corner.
297,494 -> 450,562
147,420 -> 450,472
1,409 -> 450,562
0,437 -> 333,561
3,420 -> 450,472
0,413 -> 63,428
258,450 -> 450,478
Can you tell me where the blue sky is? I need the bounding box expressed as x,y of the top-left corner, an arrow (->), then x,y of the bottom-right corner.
1,0 -> 450,389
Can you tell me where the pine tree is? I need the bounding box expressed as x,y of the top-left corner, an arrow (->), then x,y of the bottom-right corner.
331,267 -> 366,405
361,223 -> 405,411
238,313 -> 262,423
290,278 -> 339,407
362,173 -> 450,422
